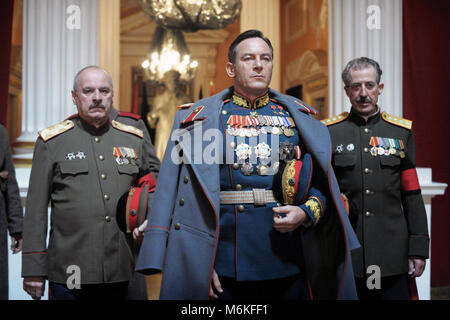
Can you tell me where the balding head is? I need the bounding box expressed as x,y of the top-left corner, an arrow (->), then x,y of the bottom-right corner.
73,66 -> 113,92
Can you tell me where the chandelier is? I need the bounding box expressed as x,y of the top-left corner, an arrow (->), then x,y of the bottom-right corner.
142,26 -> 198,82
140,0 -> 242,83
139,0 -> 242,32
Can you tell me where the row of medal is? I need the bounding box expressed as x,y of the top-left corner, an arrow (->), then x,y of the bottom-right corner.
113,146 -> 138,165
234,141 -> 301,176
369,136 -> 405,158
226,114 -> 296,137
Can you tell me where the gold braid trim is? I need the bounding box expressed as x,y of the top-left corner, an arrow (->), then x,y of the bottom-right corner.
282,160 -> 297,205
304,196 -> 324,225
232,92 -> 269,109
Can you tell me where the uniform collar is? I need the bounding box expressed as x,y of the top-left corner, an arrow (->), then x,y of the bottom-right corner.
349,106 -> 381,126
76,116 -> 111,136
232,90 -> 270,109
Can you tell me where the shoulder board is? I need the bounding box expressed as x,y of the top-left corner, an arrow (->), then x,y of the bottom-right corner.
381,112 -> 412,130
294,100 -> 317,116
177,103 -> 194,109
38,120 -> 75,142
118,112 -> 141,120
111,120 -> 143,138
320,112 -> 349,126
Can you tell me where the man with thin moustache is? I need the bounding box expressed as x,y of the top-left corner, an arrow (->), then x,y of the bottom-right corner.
22,66 -> 154,300
322,57 -> 429,299
137,30 -> 359,300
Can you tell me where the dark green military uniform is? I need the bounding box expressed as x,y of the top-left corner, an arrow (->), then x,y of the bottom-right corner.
22,117 -> 149,285
323,109 -> 429,278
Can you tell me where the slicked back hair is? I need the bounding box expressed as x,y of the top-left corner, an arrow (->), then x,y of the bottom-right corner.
228,29 -> 273,64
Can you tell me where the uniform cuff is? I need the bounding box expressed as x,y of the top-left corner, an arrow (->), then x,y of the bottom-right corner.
408,235 -> 430,258
135,228 -> 168,275
21,252 -> 48,278
299,204 -> 315,227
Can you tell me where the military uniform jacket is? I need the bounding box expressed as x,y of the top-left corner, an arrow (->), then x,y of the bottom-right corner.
136,88 -> 360,300
0,124 -> 23,299
22,117 -> 149,284
324,109 -> 429,277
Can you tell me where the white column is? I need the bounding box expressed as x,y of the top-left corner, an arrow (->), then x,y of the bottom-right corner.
416,168 -> 447,300
240,0 -> 281,91
328,0 -> 403,116
15,0 -> 99,161
99,0 -> 120,105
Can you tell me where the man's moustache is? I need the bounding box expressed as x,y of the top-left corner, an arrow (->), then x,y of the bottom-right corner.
356,97 -> 372,103
89,104 -> 106,110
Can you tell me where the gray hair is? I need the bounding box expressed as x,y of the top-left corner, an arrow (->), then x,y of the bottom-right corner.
72,65 -> 114,91
342,57 -> 383,87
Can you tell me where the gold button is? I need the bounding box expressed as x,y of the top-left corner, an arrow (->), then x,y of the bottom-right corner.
365,211 -> 371,217
364,147 -> 369,153
364,128 -> 370,133
101,174 -> 107,180
238,205 -> 245,212
233,163 -> 239,170
230,142 -> 236,148
174,223 -> 181,230
184,176 -> 189,183
94,137 -> 100,143
364,168 -> 370,174
104,194 -> 110,200
222,110 -> 228,115
99,155 -> 104,161
365,189 -> 372,195
235,184 -> 242,191
179,198 -> 185,206
105,216 -> 111,222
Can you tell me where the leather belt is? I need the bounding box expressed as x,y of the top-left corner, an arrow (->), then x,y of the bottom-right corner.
220,189 -> 277,206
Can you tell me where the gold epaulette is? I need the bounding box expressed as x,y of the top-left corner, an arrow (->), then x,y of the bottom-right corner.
381,112 -> 412,130
177,103 -> 194,109
38,120 -> 75,142
111,120 -> 143,138
321,112 -> 349,126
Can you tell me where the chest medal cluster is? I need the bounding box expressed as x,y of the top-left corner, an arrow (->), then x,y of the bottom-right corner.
369,136 -> 405,158
223,95 -> 304,176
113,147 -> 138,165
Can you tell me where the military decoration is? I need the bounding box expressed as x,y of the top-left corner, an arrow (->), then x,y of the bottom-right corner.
65,151 -> 86,160
235,143 -> 252,161
113,147 -> 138,165
254,142 -> 272,160
240,163 -> 254,176
369,137 -> 406,158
